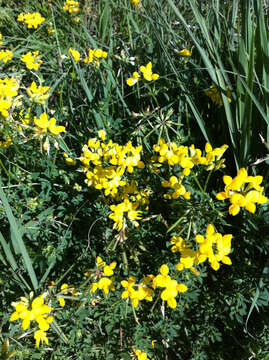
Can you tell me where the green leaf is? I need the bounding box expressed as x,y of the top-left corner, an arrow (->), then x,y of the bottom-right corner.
0,179 -> 38,290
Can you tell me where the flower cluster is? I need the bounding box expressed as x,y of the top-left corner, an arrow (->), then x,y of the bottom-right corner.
84,48 -> 108,66
154,139 -> 228,170
121,275 -> 154,308
126,61 -> 159,86
79,130 -> 147,230
109,198 -> 143,231
0,77 -> 20,118
62,0 -> 80,14
34,112 -> 65,135
153,265 -> 187,308
190,142 -> 228,171
21,51 -> 42,70
205,83 -> 232,106
80,132 -> 144,191
0,49 -> 13,63
10,293 -> 53,348
26,81 -> 51,105
153,139 -> 228,199
171,224 -> 233,272
216,168 -> 268,215
161,176 -> 191,200
17,12 -> 45,29
90,257 -> 117,295
68,48 -> 80,62
121,266 -> 187,310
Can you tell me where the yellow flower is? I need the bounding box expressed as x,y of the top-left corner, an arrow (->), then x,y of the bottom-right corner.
103,262 -> 117,276
131,0 -> 142,8
177,49 -> 191,57
34,330 -> 48,348
57,283 -> 79,306
64,153 -> 77,165
10,295 -> 53,333
140,62 -> 159,82
21,51 -> 42,70
68,48 -> 80,62
17,13 -> 24,22
127,63 -> 159,86
34,113 -> 65,135
26,81 -> 51,105
84,48 -> 107,66
98,129 -> 106,141
126,72 -> 140,86
121,276 -> 153,308
153,265 -> 187,308
205,83 -> 232,106
121,276 -> 136,300
97,277 -> 115,294
154,264 -> 170,287
0,49 -> 13,63
63,0 -> 80,14
17,12 -> 45,29
216,168 -> 268,215
135,349 -> 149,360
0,99 -> 11,118
48,118 -> 66,135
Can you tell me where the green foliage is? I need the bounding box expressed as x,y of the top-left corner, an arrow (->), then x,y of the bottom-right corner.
0,0 -> 268,359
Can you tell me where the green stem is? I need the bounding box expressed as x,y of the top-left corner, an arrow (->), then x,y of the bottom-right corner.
124,300 -> 129,319
50,149 -> 58,176
203,169 -> 213,194
192,173 -> 204,195
0,157 -> 19,182
150,291 -> 161,312
120,237 -> 129,273
131,303 -> 139,323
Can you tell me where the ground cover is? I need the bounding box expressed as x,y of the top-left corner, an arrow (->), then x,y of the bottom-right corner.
0,0 -> 268,359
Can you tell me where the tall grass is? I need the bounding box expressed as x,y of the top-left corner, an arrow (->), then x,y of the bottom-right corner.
167,0 -> 269,170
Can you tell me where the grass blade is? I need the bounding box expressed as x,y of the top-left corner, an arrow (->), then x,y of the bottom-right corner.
0,179 -> 38,290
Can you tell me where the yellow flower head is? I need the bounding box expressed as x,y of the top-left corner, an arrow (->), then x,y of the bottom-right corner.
17,12 -> 45,29
26,81 -> 51,105
21,51 -> 42,70
216,168 -> 268,215
34,330 -> 48,348
0,49 -> 13,63
127,62 -> 159,86
63,0 -> 80,14
205,83 -> 232,107
10,294 -> 53,343
135,349 -> 149,360
177,49 -> 191,57
34,113 -> 65,135
68,48 -> 80,62
84,48 -> 107,66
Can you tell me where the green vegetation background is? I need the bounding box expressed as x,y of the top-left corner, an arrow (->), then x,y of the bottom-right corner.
0,0 -> 268,359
